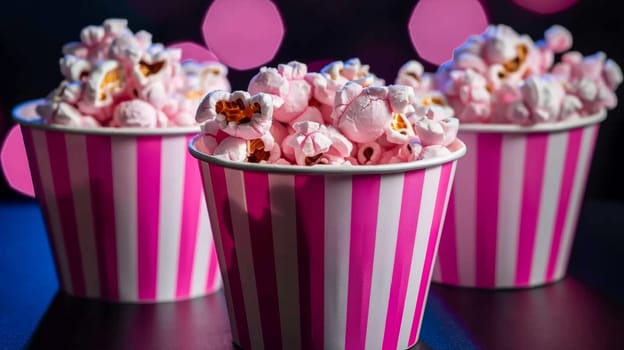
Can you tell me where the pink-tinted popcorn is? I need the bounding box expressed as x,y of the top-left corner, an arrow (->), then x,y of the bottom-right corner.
196,58 -> 460,167
433,24 -> 620,125
132,44 -> 182,90
112,99 -> 168,128
109,30 -> 153,67
331,83 -> 393,143
84,60 -> 127,108
305,58 -> 385,110
378,143 -> 423,164
419,145 -> 452,160
39,18 -> 232,129
213,134 -> 281,163
78,19 -> 132,63
37,100 -> 98,128
553,52 -> 622,114
59,55 -> 92,82
412,107 -> 459,146
386,111 -> 417,144
182,61 -> 231,97
322,58 -> 369,84
395,60 -> 435,93
443,69 -> 492,122
532,25 -> 573,75
248,62 -> 312,123
283,121 -> 352,165
196,90 -> 274,140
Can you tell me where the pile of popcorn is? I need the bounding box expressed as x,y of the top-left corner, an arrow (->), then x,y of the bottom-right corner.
396,24 -> 623,125
195,59 -> 460,166
37,18 -> 230,128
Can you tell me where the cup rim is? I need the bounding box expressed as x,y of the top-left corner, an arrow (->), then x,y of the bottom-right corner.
188,135 -> 466,175
457,109 -> 606,134
12,99 -> 200,136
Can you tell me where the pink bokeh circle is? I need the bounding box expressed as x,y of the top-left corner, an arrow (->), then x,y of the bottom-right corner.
202,0 -> 285,70
1,125 -> 34,197
408,0 -> 489,65
513,0 -> 577,14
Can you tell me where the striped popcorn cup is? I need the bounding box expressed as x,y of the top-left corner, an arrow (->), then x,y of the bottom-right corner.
11,100 -> 222,303
432,111 -> 606,289
189,137 -> 466,350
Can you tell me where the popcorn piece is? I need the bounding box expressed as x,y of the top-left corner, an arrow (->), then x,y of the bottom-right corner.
214,135 -> 281,163
331,83 -> 393,143
249,61 -> 312,123
196,90 -> 273,140
395,60 -> 434,93
113,99 -> 167,128
40,18 -> 232,129
412,107 -> 459,146
85,60 -> 126,108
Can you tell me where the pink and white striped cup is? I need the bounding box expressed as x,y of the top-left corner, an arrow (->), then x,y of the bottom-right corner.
432,111 -> 605,289
189,137 -> 466,350
11,100 -> 222,303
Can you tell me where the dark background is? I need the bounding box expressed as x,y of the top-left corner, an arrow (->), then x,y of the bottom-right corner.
1,0 -> 623,201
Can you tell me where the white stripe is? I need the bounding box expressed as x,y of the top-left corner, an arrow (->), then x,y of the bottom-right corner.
225,167 -> 264,350
156,137 -> 186,300
530,132 -> 567,285
268,174 -> 301,350
65,134 -> 100,297
201,162 -> 239,343
454,132 -> 477,286
496,134 -> 526,287
431,163 -> 458,283
33,130 -> 73,293
555,126 -> 596,278
365,173 -> 403,350
324,175 -> 352,350
414,163 -> 457,341
398,165 -> 441,348
190,195 -> 211,297
112,137 -> 138,300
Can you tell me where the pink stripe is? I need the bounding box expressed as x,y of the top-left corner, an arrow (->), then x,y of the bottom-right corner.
294,174 -> 325,350
344,175 -> 381,350
475,134 -> 502,288
381,170 -> 425,350
136,136 -> 162,300
205,242 -> 219,291
244,171 -> 282,350
22,129 -> 65,286
86,135 -> 119,300
515,134 -> 549,286
175,135 -> 203,298
545,129 -> 583,281
436,190 -> 458,284
46,132 -> 86,296
208,163 -> 251,349
557,125 -> 600,274
409,162 -> 454,344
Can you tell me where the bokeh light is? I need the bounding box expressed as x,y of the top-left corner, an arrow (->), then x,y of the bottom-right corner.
1,125 -> 34,197
408,0 -> 489,65
168,41 -> 219,62
202,0 -> 285,70
513,0 -> 577,14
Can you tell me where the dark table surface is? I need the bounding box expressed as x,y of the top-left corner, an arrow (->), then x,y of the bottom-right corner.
1,199 -> 623,350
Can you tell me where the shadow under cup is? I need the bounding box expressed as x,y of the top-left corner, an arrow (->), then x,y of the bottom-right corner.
432,111 -> 606,289
189,136 -> 466,350
12,100 -> 222,303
